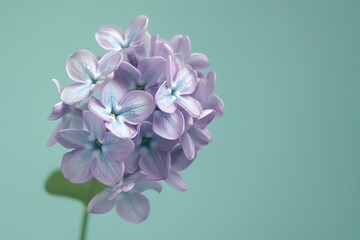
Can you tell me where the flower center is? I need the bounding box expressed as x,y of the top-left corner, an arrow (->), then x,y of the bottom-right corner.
95,139 -> 103,149
110,112 -> 116,118
141,137 -> 151,147
136,85 -> 145,90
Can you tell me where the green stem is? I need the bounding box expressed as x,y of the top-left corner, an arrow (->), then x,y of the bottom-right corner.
80,180 -> 97,240
80,206 -> 89,240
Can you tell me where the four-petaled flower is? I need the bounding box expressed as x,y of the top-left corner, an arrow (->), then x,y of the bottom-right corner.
88,173 -> 161,223
155,55 -> 202,118
61,50 -> 123,105
89,81 -> 155,139
55,111 -> 134,186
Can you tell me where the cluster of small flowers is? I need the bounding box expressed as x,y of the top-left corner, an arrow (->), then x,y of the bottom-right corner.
48,15 -> 224,223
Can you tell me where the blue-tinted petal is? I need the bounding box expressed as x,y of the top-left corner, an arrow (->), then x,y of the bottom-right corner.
116,192 -> 150,223
60,83 -> 94,105
114,61 -> 142,89
95,25 -> 125,51
88,188 -> 116,214
102,131 -> 135,161
152,109 -> 184,140
155,82 -> 177,113
92,152 -> 124,186
100,81 -> 126,110
56,129 -> 92,149
119,91 -> 155,125
61,149 -> 94,183
125,15 -> 148,44
66,50 -> 98,82
138,57 -> 165,87
98,51 -> 123,79
176,95 -> 202,118
173,65 -> 197,95
88,97 -> 112,122
105,119 -> 137,139
82,110 -> 105,140
139,148 -> 170,180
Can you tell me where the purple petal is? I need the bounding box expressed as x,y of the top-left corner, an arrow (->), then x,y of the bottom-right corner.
125,15 -> 148,44
56,129 -> 92,149
193,77 -> 210,103
138,121 -> 154,138
176,96 -> 202,118
173,65 -> 197,95
92,152 -> 124,186
124,148 -> 141,173
155,82 -> 177,113
114,61 -> 142,89
61,149 -> 94,183
206,71 -> 216,94
95,25 -> 125,51
181,132 -> 195,160
170,35 -> 191,60
166,55 -> 178,88
88,188 -> 116,214
139,148 -> 170,180
153,40 -> 173,58
152,109 -> 184,140
48,102 -> 70,120
82,110 -> 105,140
116,192 -> 150,224
119,91 -> 155,125
133,180 -> 162,193
166,171 -> 187,192
171,146 -> 193,171
101,80 -> 126,110
98,51 -> 123,78
102,131 -> 135,161
47,120 -> 64,147
152,135 -> 179,151
187,53 -> 210,70
66,50 -> 98,83
189,127 -> 212,147
138,57 -> 166,87
105,119 -> 137,139
194,109 -> 216,129
205,94 -> 224,118
135,31 -> 152,59
88,97 -> 112,122
60,83 -> 94,105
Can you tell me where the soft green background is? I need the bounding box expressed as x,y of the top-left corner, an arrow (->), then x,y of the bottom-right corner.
0,0 -> 359,239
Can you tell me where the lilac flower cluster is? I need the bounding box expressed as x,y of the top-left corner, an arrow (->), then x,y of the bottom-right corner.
48,15 -> 224,223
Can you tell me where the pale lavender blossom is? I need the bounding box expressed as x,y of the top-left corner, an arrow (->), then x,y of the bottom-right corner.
88,81 -> 155,139
55,111 -> 134,186
95,15 -> 148,53
155,55 -> 202,118
61,50 -> 123,105
88,173 -> 161,223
